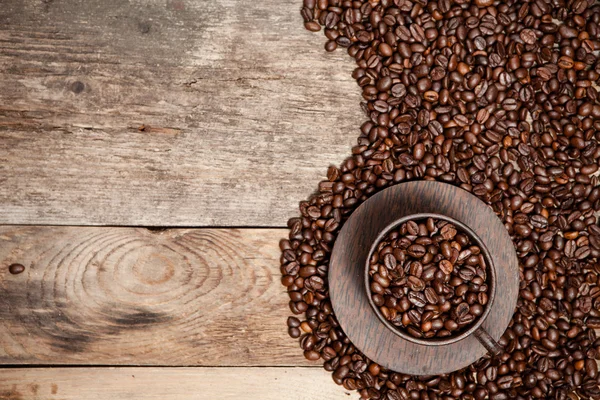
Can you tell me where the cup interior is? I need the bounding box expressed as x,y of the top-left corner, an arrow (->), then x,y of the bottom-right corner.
364,213 -> 497,346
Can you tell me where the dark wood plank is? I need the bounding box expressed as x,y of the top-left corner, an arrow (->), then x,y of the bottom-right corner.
0,226 -> 309,366
0,0 -> 361,226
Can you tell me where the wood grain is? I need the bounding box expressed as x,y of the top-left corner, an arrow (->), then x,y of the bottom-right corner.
0,0 -> 361,227
0,226 -> 309,366
0,367 -> 349,400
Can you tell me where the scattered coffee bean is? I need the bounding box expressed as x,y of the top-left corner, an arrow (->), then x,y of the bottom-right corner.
8,263 -> 25,275
282,0 -> 600,398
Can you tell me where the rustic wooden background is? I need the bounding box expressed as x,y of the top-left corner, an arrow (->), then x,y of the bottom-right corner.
0,0 -> 362,398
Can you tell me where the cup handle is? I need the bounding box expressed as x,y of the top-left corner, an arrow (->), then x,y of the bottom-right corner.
474,326 -> 503,357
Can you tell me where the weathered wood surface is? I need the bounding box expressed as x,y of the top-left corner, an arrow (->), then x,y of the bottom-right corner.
0,0 -> 361,227
0,226 -> 310,366
0,368 -> 349,400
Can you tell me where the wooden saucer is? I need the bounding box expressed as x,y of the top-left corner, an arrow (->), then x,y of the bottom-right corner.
329,181 -> 519,375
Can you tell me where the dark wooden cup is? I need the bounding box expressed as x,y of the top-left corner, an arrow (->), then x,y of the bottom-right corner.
329,181 -> 519,375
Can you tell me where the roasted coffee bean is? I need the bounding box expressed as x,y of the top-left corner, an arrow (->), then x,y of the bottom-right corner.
288,327 -> 301,338
8,263 -> 25,275
286,1 -> 600,398
424,287 -> 439,304
406,244 -> 426,258
304,350 -> 320,361
520,29 -> 537,45
368,219 -> 488,339
287,316 -> 301,328
408,291 -> 427,308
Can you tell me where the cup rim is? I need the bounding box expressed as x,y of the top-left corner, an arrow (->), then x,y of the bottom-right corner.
364,212 -> 498,347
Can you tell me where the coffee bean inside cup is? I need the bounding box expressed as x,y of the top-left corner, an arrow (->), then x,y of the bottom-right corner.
368,218 -> 489,339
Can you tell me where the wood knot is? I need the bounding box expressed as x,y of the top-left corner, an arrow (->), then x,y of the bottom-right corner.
138,22 -> 151,34
70,81 -> 85,94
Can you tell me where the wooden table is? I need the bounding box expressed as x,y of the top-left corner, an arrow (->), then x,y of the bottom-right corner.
0,0 -> 362,398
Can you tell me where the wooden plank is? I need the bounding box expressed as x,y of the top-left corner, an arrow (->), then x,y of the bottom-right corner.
0,367 -> 350,400
0,0 -> 361,227
0,226 -> 309,366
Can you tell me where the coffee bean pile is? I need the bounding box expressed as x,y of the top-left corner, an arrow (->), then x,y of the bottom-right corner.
281,0 -> 600,398
367,218 -> 489,339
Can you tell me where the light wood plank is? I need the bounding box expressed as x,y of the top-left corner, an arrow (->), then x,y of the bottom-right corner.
0,367 -> 349,400
0,0 -> 360,227
0,226 -> 309,366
